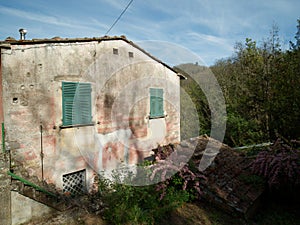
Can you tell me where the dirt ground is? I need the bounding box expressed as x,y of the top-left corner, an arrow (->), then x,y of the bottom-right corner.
21,202 -> 242,225
22,207 -> 105,225
21,200 -> 300,225
22,202 -> 216,225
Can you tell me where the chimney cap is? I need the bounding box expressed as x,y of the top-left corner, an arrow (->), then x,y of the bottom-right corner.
19,28 -> 27,40
19,28 -> 27,34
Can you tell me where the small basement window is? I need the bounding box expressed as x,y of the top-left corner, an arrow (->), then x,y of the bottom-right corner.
149,88 -> 164,118
62,169 -> 86,195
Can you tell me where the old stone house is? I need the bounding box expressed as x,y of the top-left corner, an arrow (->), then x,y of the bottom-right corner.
0,35 -> 184,195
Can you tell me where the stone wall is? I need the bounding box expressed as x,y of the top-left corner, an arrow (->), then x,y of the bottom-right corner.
0,153 -> 11,225
11,191 -> 56,225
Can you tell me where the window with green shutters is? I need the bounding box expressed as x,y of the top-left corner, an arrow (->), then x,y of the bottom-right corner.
150,88 -> 164,118
62,82 -> 92,126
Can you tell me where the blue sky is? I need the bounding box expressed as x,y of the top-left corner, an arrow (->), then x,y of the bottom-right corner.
0,0 -> 299,65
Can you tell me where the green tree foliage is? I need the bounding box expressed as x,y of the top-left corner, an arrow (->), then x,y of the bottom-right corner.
177,64 -> 211,140
216,21 -> 299,145
181,20 -> 300,146
290,19 -> 300,50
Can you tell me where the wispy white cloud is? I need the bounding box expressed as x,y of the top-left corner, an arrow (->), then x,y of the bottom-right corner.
0,6 -> 106,32
1,0 -> 299,65
89,18 -> 108,30
130,0 -> 253,38
0,6 -> 70,28
187,32 -> 234,51
136,40 -> 203,66
99,0 -> 131,11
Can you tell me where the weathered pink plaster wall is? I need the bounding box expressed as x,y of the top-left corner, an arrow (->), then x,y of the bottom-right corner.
1,38 -> 180,191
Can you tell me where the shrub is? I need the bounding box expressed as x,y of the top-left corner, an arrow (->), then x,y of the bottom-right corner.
98,144 -> 206,225
251,138 -> 300,190
152,145 -> 206,201
225,111 -> 266,147
98,175 -> 190,225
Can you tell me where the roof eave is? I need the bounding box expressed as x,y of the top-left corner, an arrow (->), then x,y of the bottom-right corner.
0,35 -> 186,79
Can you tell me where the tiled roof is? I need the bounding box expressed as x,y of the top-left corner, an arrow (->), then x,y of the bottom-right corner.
177,136 -> 265,218
1,35 -> 127,45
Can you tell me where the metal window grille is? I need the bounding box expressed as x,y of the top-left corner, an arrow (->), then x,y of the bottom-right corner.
62,169 -> 86,195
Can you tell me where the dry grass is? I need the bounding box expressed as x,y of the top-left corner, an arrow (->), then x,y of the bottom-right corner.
158,203 -> 211,225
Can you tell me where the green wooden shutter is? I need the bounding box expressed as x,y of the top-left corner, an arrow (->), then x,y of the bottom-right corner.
62,82 -> 77,126
62,82 -> 92,126
150,88 -> 164,118
74,83 -> 92,124
156,89 -> 163,116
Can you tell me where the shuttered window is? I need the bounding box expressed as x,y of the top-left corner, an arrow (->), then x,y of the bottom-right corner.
150,88 -> 164,118
62,82 -> 92,126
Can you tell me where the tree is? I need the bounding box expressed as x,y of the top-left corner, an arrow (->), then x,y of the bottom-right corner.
211,20 -> 300,145
290,19 -> 300,50
182,20 -> 300,147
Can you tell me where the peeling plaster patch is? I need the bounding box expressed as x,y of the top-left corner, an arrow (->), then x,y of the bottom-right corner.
124,143 -> 129,164
132,118 -> 167,151
97,128 -> 131,171
7,141 -> 20,150
100,163 -> 137,184
148,118 -> 166,143
95,118 -> 167,173
24,150 -> 37,160
20,97 -> 28,106
102,142 -> 124,169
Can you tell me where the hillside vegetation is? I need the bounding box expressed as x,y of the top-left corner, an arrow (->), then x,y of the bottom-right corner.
179,20 -> 300,147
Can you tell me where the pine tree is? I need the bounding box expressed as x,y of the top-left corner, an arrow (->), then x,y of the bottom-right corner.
290,19 -> 300,50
